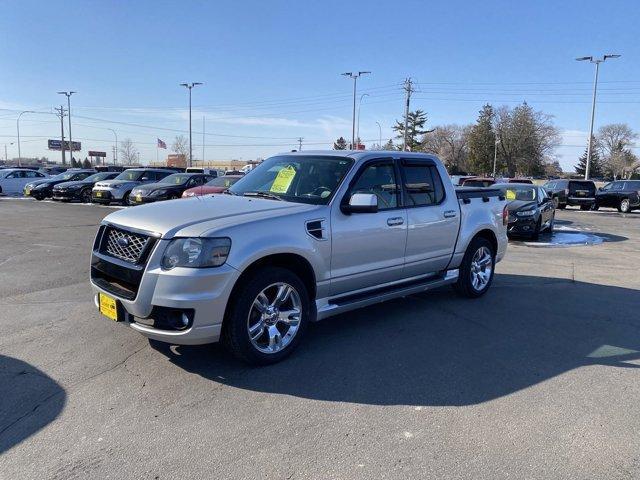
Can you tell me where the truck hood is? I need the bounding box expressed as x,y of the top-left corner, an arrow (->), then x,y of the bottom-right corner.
102,194 -> 318,238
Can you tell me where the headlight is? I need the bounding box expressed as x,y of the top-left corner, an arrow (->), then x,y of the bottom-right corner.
150,189 -> 167,197
516,209 -> 537,217
161,237 -> 231,269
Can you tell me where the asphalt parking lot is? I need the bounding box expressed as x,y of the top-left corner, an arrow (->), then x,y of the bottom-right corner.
1,199 -> 639,479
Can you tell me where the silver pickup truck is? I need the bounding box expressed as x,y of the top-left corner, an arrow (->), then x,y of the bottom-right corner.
90,151 -> 508,364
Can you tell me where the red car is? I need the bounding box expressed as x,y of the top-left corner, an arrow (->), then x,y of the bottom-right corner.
182,175 -> 243,197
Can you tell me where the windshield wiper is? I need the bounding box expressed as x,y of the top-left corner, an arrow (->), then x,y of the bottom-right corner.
223,190 -> 237,195
243,191 -> 284,201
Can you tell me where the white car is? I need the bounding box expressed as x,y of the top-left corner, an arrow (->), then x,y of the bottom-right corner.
0,168 -> 48,196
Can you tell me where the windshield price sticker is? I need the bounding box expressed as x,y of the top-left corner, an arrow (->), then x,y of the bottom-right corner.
270,166 -> 296,193
505,189 -> 516,200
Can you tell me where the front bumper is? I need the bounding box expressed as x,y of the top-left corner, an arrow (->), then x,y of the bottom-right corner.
507,215 -> 537,236
92,189 -> 117,203
90,235 -> 240,345
53,189 -> 81,201
129,194 -> 163,205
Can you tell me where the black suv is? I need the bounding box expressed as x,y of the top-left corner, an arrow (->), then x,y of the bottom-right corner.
543,179 -> 596,210
594,180 -> 640,213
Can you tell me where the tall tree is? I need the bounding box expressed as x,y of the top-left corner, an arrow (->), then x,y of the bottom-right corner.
172,135 -> 189,158
83,157 -> 92,169
494,103 -> 559,177
597,123 -> 638,179
422,124 -> 471,174
333,136 -> 348,150
575,138 -> 603,178
119,138 -> 140,165
393,109 -> 428,151
466,104 -> 496,175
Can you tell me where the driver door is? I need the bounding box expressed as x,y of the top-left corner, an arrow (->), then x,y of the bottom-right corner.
330,159 -> 407,296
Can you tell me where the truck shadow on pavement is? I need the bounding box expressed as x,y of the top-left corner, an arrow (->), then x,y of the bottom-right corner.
0,355 -> 66,454
152,274 -> 640,406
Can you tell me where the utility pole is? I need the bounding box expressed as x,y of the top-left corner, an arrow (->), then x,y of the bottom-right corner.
342,71 -> 370,149
402,78 -> 414,151
180,82 -> 203,167
54,106 -> 67,165
576,54 -> 621,180
356,93 -> 369,148
58,91 -> 75,165
297,137 -> 303,151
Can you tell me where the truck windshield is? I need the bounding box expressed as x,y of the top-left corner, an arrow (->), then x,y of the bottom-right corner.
115,170 -> 144,181
229,155 -> 354,205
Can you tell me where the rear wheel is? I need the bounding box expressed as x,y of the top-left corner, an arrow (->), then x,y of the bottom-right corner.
223,267 -> 310,365
453,237 -> 495,298
619,198 -> 631,213
81,188 -> 92,203
580,205 -> 590,211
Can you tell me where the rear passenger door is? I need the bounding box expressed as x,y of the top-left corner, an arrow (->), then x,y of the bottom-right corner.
401,158 -> 460,277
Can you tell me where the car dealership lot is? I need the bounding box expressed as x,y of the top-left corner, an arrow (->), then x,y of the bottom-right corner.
1,200 -> 639,479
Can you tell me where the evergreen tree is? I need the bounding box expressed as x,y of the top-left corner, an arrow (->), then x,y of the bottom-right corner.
466,104 -> 496,175
333,136 -> 348,150
382,139 -> 396,150
392,110 -> 428,151
575,142 -> 603,178
83,157 -> 92,169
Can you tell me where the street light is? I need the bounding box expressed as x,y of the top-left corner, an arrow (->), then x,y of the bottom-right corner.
356,93 -> 369,148
375,121 -> 382,149
342,71 -> 370,149
58,91 -> 76,165
576,54 -> 621,179
180,82 -> 203,167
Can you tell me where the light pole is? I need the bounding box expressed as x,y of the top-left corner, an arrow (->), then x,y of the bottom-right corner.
375,121 -> 382,149
576,54 -> 620,180
16,110 -> 36,166
180,82 -> 203,167
58,91 -> 76,165
342,71 -> 370,149
4,142 -> 13,161
356,93 -> 369,148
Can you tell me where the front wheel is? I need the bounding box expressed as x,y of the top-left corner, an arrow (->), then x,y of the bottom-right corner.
453,237 -> 495,298
81,189 -> 92,203
619,198 -> 631,213
223,267 -> 310,365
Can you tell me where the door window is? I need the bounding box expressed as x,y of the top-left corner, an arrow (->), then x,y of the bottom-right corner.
350,162 -> 398,210
402,164 -> 444,206
611,182 -> 625,191
7,171 -> 25,178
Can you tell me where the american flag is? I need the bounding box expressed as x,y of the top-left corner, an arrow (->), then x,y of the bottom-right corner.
157,138 -> 167,149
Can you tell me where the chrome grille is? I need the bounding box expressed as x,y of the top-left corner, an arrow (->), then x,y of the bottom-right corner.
104,227 -> 149,263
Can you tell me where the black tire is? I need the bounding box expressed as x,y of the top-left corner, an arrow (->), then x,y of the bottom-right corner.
558,203 -> 566,210
591,204 -> 599,211
223,267 -> 310,365
453,236 -> 496,299
33,193 -> 44,201
122,191 -> 132,206
580,205 -> 590,211
81,188 -> 92,203
619,198 -> 631,213
531,218 -> 542,240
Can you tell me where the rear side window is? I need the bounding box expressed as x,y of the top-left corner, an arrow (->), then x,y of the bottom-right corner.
611,182 -> 625,191
624,181 -> 640,190
402,164 -> 445,206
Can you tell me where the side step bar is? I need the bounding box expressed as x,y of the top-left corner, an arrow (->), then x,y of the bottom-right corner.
316,269 -> 459,321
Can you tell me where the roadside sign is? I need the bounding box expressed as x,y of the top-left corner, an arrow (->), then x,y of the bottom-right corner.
48,139 -> 81,151
88,151 -> 107,157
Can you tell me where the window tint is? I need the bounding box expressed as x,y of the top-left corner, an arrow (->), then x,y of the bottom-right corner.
611,182 -> 625,191
626,181 -> 640,190
154,171 -> 171,181
7,171 -> 24,178
403,164 -> 444,206
351,162 -> 398,210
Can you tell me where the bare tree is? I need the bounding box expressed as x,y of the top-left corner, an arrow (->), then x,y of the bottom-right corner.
422,124 -> 471,174
119,138 -> 140,165
597,123 -> 638,179
172,135 -> 189,158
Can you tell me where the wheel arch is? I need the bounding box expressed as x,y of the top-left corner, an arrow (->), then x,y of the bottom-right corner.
471,228 -> 498,256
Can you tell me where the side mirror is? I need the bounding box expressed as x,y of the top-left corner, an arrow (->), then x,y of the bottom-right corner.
342,193 -> 378,214
598,187 -> 603,192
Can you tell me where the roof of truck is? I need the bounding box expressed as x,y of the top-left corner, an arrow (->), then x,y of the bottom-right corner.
277,150 -> 439,161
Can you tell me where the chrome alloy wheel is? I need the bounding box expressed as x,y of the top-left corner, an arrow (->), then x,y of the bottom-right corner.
247,282 -> 302,354
470,246 -> 493,292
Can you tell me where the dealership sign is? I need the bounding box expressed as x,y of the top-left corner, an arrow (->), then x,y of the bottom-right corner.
48,139 -> 81,151
88,151 -> 107,157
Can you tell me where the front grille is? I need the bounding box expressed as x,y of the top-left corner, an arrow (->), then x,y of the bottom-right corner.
104,227 -> 151,264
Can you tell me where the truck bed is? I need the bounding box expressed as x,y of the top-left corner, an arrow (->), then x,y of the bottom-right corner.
455,187 -> 505,202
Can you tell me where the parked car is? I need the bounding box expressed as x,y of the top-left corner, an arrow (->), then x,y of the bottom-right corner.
461,177 -> 496,187
52,171 -> 120,203
594,180 -> 640,213
185,167 -> 218,177
543,179 -> 596,210
182,174 -> 243,197
24,169 -> 95,200
38,166 -> 68,176
450,175 -> 474,187
129,173 -> 214,204
90,151 -> 508,365
91,168 -> 174,205
496,183 -> 555,239
506,178 -> 533,184
0,168 -> 48,196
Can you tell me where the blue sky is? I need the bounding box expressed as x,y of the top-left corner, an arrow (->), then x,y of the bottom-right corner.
1,0 -> 638,170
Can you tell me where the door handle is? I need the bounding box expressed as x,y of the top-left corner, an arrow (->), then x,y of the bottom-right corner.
443,210 -> 457,218
387,217 -> 404,226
